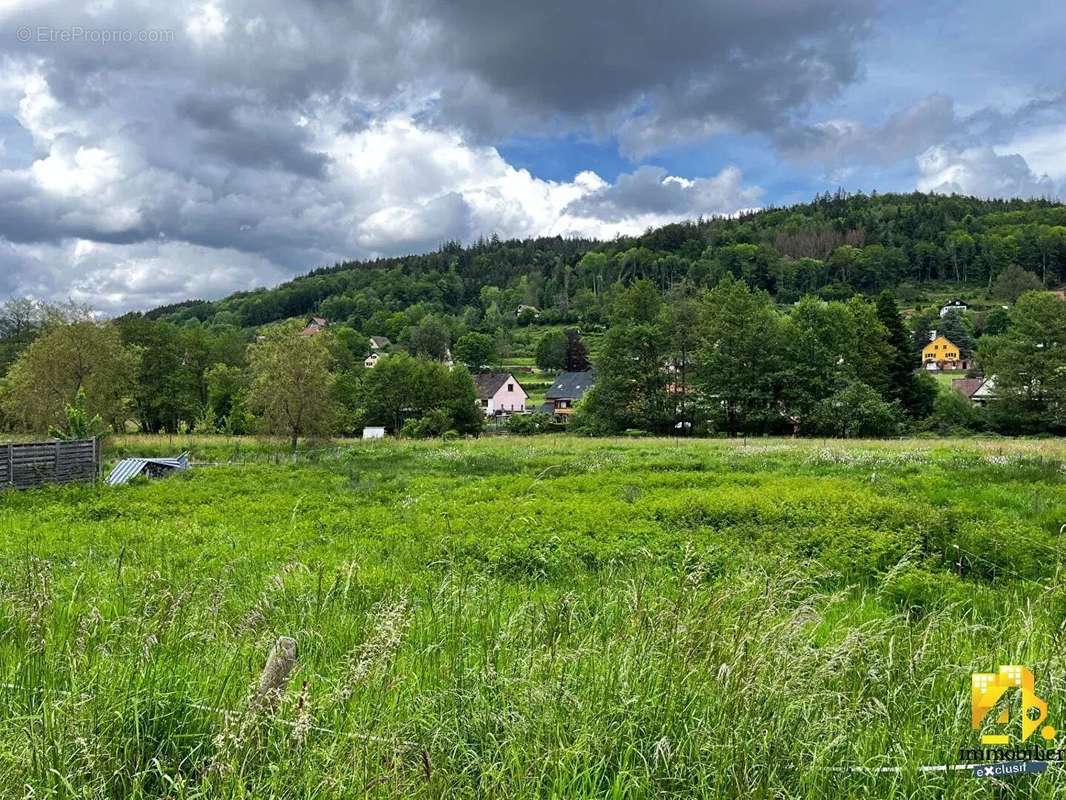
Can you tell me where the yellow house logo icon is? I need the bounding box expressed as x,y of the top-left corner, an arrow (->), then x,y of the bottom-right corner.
972,666 -> 1056,745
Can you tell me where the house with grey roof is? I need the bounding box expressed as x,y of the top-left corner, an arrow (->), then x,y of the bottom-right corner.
541,371 -> 595,420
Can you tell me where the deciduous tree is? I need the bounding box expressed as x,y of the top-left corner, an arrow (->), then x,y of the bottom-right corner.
534,330 -> 568,371
993,264 -> 1042,302
1,319 -> 137,433
454,332 -> 496,371
696,277 -> 786,435
247,324 -> 337,447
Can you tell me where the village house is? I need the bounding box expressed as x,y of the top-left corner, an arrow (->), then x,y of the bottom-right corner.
473,373 -> 528,416
921,333 -> 970,371
541,371 -> 595,420
369,335 -> 391,351
951,377 -> 984,403
971,376 -> 996,405
301,316 -> 329,336
939,299 -> 969,318
364,352 -> 381,369
952,375 -> 999,406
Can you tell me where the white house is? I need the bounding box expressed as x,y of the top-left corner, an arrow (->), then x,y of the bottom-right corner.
473,372 -> 528,416
940,299 -> 969,318
971,376 -> 996,405
364,352 -> 380,369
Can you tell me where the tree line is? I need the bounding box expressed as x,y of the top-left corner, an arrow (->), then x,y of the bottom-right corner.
0,305 -> 487,443
575,278 -> 1066,437
2,191 -> 1066,440
1,275 -> 1063,440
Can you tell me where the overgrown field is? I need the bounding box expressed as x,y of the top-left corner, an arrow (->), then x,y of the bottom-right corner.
2,436 -> 1066,798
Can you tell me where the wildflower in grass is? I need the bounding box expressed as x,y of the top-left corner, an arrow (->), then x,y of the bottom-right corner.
20,558 -> 52,655
292,680 -> 311,746
336,596 -> 410,701
72,605 -> 102,656
239,563 -> 303,635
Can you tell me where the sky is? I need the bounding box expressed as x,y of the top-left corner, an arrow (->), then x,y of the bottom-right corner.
0,0 -> 1064,313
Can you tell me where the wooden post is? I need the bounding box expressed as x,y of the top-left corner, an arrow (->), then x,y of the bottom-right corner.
252,636 -> 298,712
5,444 -> 11,487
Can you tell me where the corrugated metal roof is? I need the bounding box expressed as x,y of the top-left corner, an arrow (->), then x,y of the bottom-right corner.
106,453 -> 189,486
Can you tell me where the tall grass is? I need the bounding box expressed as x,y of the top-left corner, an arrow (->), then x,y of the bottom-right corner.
0,436 -> 1064,797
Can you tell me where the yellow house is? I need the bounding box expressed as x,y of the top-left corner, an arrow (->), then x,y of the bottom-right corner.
921,335 -> 964,370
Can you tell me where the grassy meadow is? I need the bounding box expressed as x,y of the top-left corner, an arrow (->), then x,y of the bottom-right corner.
2,435 -> 1066,798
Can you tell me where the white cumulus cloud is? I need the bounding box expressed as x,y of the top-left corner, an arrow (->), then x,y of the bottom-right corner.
916,145 -> 1056,199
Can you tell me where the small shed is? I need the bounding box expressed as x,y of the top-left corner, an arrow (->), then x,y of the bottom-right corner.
362,427 -> 386,440
107,453 -> 189,486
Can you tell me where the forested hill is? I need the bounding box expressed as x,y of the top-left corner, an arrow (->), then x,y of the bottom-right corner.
149,191 -> 1066,331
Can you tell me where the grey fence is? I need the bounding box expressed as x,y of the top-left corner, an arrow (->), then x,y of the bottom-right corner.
0,438 -> 101,490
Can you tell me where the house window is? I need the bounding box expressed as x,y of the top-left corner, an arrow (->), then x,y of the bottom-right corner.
507,383 -> 514,392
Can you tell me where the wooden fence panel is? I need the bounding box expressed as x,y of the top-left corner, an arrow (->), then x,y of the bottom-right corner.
0,439 -> 100,490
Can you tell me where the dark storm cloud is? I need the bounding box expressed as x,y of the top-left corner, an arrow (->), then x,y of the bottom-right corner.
176,95 -> 331,178
1,0 -> 1062,312
8,0 -> 878,144
0,0 -> 879,252
419,0 -> 876,147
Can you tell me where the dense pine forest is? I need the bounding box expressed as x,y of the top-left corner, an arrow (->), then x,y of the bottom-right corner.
3,191 -> 1066,439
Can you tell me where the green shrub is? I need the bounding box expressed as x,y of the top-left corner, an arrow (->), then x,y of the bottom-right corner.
808,381 -> 901,437
400,408 -> 453,438
879,563 -> 953,615
923,388 -> 984,433
505,412 -> 557,435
